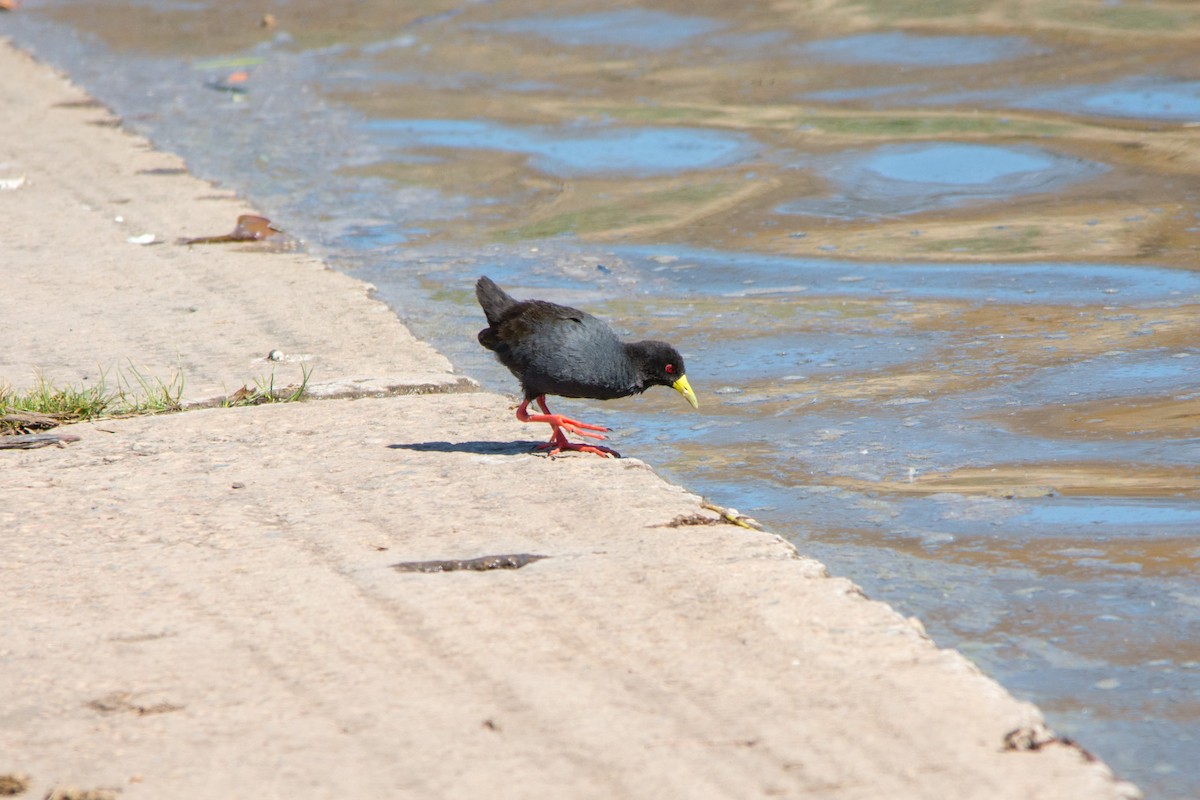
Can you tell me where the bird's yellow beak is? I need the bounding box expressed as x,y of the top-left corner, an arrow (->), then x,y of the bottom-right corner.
672,375 -> 699,410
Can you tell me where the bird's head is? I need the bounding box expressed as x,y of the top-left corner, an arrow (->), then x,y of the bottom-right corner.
631,341 -> 699,409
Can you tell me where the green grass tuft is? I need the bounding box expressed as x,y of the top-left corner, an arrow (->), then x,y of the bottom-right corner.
222,364 -> 312,407
0,378 -> 112,423
0,363 -> 185,429
0,361 -> 308,433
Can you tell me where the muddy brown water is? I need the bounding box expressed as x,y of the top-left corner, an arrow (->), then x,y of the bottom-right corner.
6,1 -> 1199,795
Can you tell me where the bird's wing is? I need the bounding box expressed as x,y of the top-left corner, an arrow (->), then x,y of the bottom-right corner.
497,300 -> 585,335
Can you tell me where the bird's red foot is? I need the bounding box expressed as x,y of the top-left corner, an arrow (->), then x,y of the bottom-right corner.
540,429 -> 620,459
517,398 -> 609,439
539,414 -> 608,441
521,396 -> 609,439
516,396 -> 618,458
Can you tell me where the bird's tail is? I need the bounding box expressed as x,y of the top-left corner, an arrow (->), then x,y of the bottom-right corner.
475,275 -> 517,326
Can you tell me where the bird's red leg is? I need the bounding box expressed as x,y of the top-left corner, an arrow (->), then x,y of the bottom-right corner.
534,396 -> 609,437
515,396 -> 608,439
515,396 -> 619,458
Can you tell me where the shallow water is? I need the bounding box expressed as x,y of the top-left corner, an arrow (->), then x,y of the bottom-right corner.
800,31 -> 1041,67
948,81 -> 1200,122
480,8 -> 724,51
363,118 -> 753,176
6,1 -> 1200,795
779,142 -> 1109,217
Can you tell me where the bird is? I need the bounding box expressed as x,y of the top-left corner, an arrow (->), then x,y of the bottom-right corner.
475,275 -> 698,457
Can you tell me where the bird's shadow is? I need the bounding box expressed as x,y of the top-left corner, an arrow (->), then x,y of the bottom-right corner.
388,440 -> 541,457
388,440 -> 623,458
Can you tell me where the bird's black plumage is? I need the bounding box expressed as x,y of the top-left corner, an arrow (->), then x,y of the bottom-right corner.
475,276 -> 691,403
474,276 -> 697,457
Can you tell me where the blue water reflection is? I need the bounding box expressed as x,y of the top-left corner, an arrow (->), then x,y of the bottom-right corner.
1026,79 -> 1200,122
686,331 -> 943,385
920,78 -> 1200,122
868,143 -> 1053,185
614,245 -> 1200,304
361,118 -> 753,176
801,32 -> 1039,67
1010,349 -> 1200,401
781,142 -> 1106,217
1017,500 -> 1200,530
482,9 -> 724,50
805,74 -> 1200,123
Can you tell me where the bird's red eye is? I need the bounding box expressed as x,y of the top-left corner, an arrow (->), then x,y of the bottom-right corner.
665,364 -> 674,374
